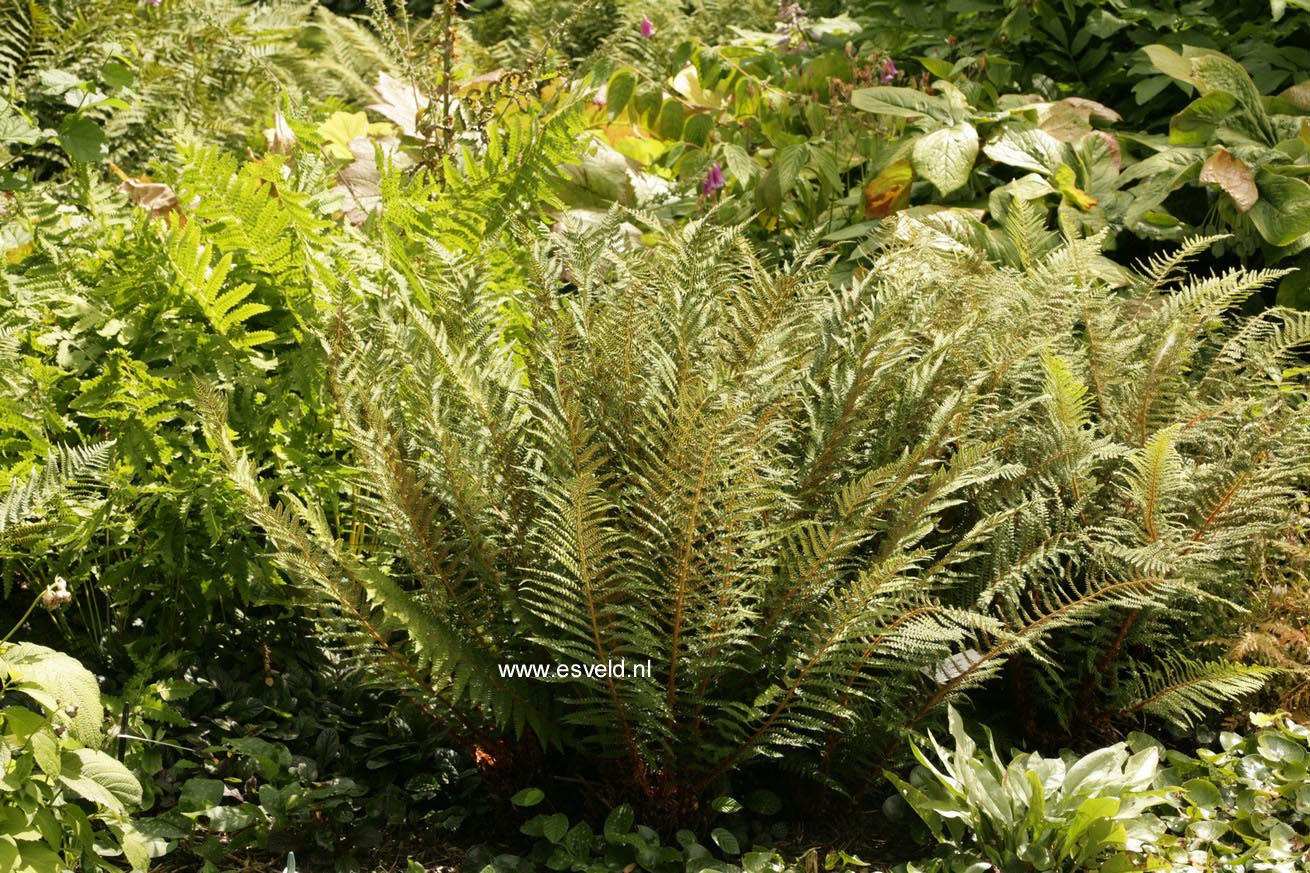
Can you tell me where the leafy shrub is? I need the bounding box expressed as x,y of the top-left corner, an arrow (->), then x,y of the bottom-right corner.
0,641 -> 147,871
820,0 -> 1310,129
123,617 -> 479,868
203,132 -> 1310,815
1,141 -> 349,662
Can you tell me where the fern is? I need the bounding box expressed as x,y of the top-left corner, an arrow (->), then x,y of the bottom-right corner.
0,441 -> 113,548
1122,657 -> 1279,729
204,183 -> 1310,811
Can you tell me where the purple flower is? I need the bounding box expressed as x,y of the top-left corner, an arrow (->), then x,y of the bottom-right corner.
701,163 -> 725,197
640,17 -> 654,38
881,58 -> 898,84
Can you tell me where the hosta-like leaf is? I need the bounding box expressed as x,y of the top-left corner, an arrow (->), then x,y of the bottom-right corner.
984,127 -> 1070,175
1249,171 -> 1310,246
912,123 -> 978,195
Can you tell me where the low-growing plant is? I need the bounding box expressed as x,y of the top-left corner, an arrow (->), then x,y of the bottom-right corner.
888,706 -> 1168,871
1142,712 -> 1310,870
892,709 -> 1310,872
470,789 -> 837,873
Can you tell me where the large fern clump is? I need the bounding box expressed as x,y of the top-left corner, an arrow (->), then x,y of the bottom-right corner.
204,173 -> 1310,813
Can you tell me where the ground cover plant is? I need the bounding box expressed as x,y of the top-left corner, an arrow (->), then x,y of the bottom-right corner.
2,0 -> 1310,871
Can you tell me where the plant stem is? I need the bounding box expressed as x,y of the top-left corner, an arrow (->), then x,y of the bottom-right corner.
1,592 -> 43,645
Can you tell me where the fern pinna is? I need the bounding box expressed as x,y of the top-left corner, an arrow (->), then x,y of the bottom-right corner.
204,186 -> 1310,815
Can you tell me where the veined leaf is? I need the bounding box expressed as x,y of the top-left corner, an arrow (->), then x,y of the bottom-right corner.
58,748 -> 143,814
912,123 -> 978,195
851,86 -> 954,123
984,127 -> 1070,176
0,643 -> 104,747
1249,171 -> 1310,246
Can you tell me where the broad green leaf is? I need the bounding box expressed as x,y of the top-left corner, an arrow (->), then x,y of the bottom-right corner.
1276,265 -> 1310,308
56,115 -> 107,164
0,103 -> 44,147
711,795 -> 743,813
1084,9 -> 1127,38
912,123 -> 978,195
57,748 -> 142,814
1170,92 -> 1237,145
1188,53 -> 1275,145
682,112 -> 713,147
1199,148 -> 1258,212
542,813 -> 569,844
15,840 -> 60,873
1249,171 -> 1310,246
1,643 -> 104,747
1279,82 -> 1310,112
606,71 -> 635,119
1060,745 -> 1126,801
1142,45 -> 1192,83
561,821 -> 592,861
1183,777 -> 1222,808
851,86 -> 954,123
1059,795 -> 1120,856
655,99 -> 685,140
209,804 -> 260,832
29,727 -> 58,778
983,127 -> 1069,175
1024,769 -> 1046,831
711,827 -> 740,855
756,144 -> 807,215
120,821 -> 151,872
1257,732 -> 1306,762
603,804 -> 634,840
178,777 -> 224,814
511,787 -> 544,807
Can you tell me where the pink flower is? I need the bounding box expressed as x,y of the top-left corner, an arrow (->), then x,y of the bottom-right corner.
640,17 -> 654,38
701,163 -> 725,197
881,58 -> 898,84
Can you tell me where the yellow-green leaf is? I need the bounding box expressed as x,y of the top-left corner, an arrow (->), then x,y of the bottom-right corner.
317,111 -> 393,161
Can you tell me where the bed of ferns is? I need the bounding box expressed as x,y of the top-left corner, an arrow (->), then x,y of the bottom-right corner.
2,1 -> 1309,872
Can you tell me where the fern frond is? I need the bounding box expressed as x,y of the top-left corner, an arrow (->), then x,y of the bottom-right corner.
1123,657 -> 1278,728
